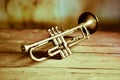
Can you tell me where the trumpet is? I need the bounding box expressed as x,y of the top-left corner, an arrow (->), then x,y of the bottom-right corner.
21,12 -> 98,61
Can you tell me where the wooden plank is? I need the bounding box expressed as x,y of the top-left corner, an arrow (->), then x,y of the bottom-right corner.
0,29 -> 49,44
71,46 -> 120,53
0,30 -> 120,45
30,53 -> 120,69
0,30 -> 120,53
0,43 -> 120,53
0,67 -> 120,80
0,53 -> 120,69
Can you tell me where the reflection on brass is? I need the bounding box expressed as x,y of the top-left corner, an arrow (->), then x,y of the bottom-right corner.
21,12 -> 98,61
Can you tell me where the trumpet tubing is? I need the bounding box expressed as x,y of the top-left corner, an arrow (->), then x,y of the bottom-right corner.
21,12 -> 98,61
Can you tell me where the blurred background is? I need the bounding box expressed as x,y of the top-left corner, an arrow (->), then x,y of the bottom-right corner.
0,0 -> 120,31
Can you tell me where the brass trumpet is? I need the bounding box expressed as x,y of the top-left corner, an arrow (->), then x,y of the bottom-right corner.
21,12 -> 98,61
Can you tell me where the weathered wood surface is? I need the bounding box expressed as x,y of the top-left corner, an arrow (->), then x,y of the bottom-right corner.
0,29 -> 120,80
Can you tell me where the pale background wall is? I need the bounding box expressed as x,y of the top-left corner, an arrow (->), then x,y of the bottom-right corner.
0,0 -> 119,30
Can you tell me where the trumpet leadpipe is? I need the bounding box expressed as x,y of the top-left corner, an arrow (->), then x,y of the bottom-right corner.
22,24 -> 85,52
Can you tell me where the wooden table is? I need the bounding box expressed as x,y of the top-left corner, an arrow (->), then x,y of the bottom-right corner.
0,29 -> 120,80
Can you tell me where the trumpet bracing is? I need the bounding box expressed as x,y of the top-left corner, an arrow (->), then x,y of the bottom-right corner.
21,12 -> 98,61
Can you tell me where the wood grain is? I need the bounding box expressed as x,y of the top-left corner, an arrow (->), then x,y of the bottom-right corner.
0,29 -> 120,80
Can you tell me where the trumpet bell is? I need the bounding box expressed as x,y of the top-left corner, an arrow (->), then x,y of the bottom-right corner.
78,12 -> 98,34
